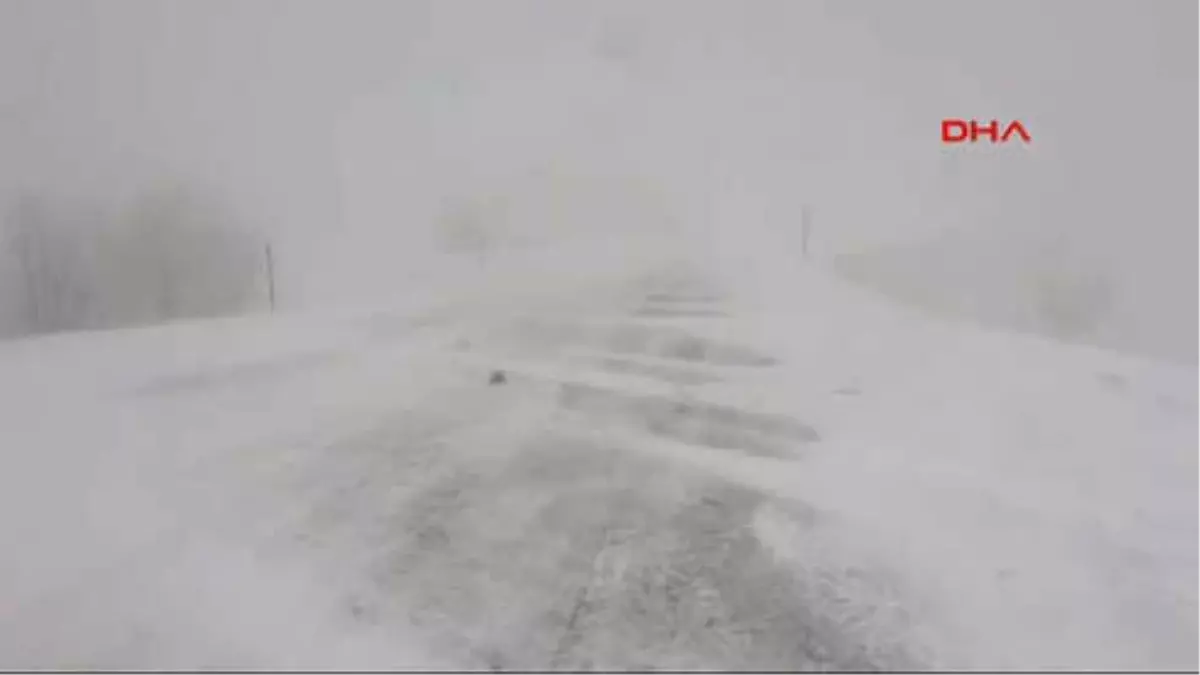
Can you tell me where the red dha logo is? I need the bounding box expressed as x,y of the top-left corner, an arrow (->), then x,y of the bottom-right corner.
941,119 -> 1031,144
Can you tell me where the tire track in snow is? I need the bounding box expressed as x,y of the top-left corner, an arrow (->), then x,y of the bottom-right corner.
173,274 -> 925,670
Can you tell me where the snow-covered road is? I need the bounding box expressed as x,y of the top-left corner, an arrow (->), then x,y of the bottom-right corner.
0,254 -> 1194,670
203,281 -> 921,671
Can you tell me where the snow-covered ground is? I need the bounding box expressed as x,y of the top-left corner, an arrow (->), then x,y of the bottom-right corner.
0,240 -> 1194,670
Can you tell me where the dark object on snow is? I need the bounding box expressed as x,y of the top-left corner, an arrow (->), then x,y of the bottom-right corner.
489,370 -> 507,386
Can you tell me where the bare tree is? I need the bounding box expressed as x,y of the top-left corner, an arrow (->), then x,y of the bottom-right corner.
121,184 -> 262,322
1029,255 -> 1114,339
1022,237 -> 1113,338
1,195 -> 98,333
436,197 -> 495,267
4,195 -> 45,331
0,185 -> 264,337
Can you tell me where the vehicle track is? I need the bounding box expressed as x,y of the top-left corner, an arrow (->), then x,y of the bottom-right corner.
242,276 -> 925,670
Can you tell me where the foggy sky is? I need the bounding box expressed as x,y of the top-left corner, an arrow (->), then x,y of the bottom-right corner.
0,0 -> 1194,326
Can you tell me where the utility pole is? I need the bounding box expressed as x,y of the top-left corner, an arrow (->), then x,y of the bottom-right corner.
264,242 -> 276,312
